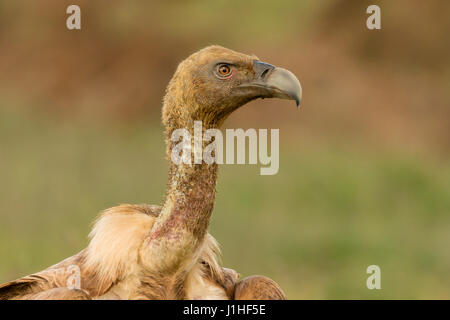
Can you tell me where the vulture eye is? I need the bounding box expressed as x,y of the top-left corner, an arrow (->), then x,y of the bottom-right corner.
216,64 -> 232,78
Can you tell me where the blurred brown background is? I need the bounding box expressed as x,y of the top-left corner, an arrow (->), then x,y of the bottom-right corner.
0,0 -> 449,299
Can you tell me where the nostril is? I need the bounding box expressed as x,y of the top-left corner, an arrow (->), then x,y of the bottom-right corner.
253,60 -> 275,79
261,68 -> 270,79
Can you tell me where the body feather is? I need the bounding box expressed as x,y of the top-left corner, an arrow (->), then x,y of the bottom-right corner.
0,204 -> 238,300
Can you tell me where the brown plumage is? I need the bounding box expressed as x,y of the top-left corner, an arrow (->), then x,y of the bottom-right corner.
0,45 -> 301,300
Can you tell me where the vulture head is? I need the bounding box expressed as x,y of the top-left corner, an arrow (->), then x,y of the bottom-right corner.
162,45 -> 302,129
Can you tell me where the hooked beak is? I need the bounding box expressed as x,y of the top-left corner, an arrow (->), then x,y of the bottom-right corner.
245,60 -> 302,107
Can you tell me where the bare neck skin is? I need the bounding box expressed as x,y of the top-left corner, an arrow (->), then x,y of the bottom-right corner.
144,112 -> 220,274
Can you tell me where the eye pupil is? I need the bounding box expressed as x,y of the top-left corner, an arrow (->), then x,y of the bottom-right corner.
218,65 -> 231,76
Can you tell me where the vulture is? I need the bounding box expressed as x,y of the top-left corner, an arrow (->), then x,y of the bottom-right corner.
0,45 -> 302,300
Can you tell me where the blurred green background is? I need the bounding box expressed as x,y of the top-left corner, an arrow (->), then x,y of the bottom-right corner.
0,0 -> 449,299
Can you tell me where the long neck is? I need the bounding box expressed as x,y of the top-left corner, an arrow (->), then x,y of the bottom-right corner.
144,121 -> 219,274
